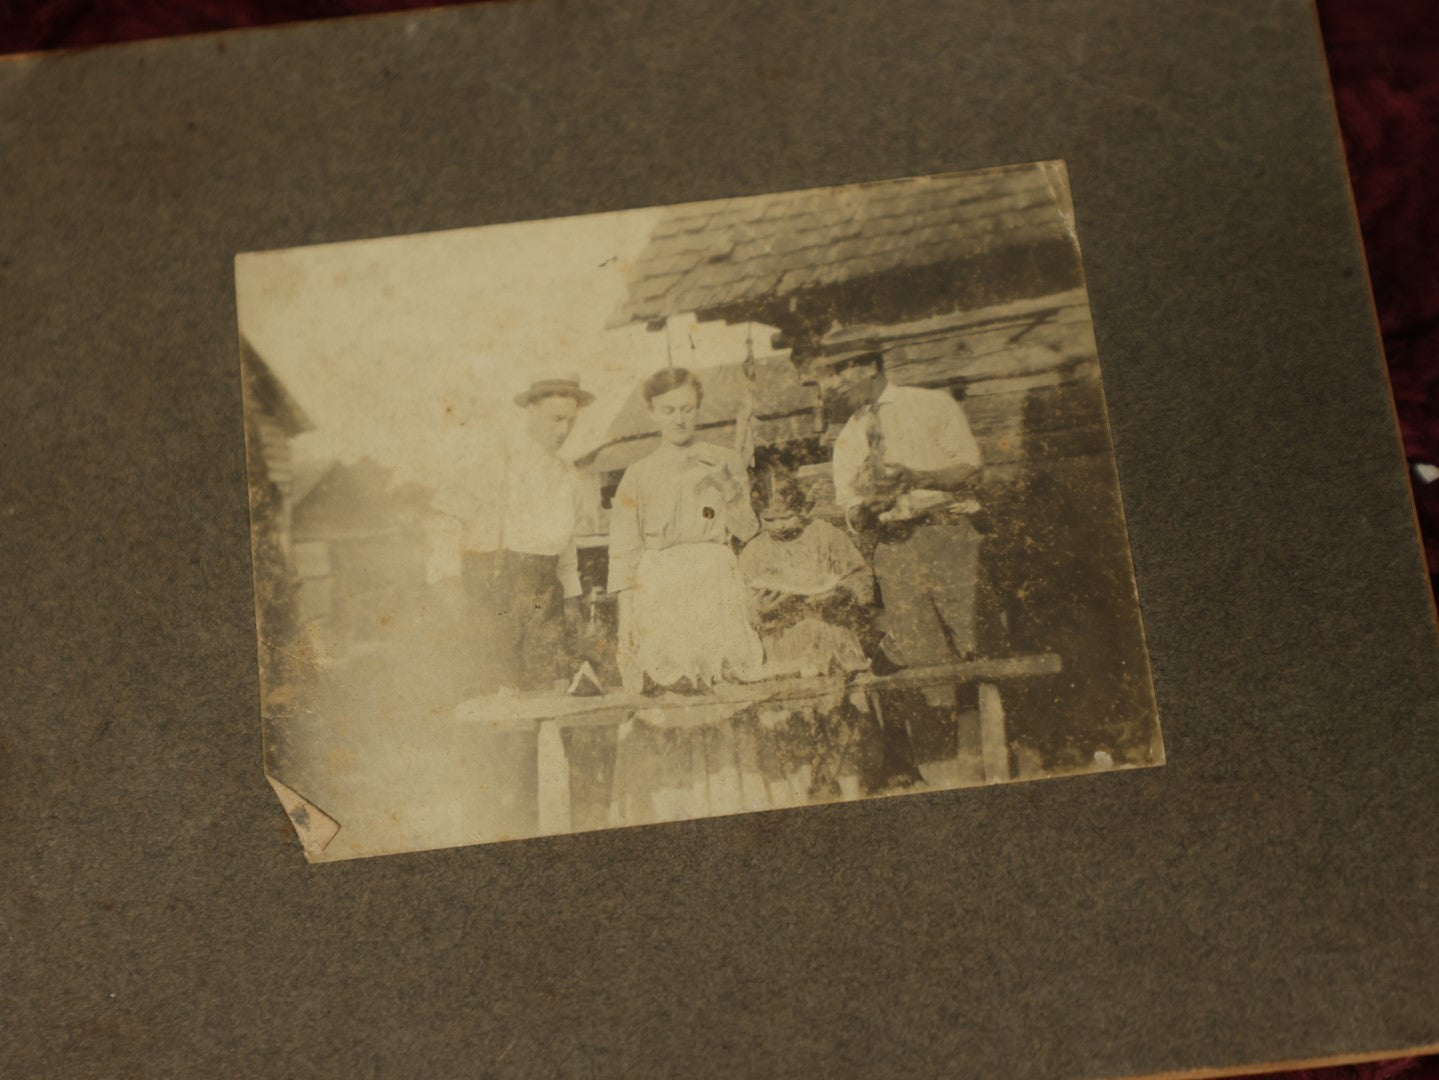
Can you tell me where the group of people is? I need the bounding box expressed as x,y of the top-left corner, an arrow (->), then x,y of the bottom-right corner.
456,350 -> 986,825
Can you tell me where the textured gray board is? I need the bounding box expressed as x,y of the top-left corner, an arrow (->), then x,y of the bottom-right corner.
3,1 -> 1437,1076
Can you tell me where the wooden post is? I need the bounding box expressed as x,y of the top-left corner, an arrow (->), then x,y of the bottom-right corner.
536,720 -> 571,835
978,682 -> 1009,783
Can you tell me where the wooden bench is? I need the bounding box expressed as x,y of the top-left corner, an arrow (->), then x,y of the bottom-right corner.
455,653 -> 1062,834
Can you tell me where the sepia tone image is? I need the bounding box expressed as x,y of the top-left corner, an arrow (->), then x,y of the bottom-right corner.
237,162 -> 1162,862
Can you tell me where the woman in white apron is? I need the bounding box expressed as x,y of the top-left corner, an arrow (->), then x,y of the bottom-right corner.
606,367 -> 765,692
605,367 -> 774,825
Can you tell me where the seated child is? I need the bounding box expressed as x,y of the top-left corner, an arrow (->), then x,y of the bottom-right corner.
738,468 -> 879,800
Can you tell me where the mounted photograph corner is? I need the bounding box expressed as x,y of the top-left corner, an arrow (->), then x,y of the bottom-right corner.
236,162 -> 1162,862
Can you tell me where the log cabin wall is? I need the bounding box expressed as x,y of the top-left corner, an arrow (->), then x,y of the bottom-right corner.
792,288 -> 1108,513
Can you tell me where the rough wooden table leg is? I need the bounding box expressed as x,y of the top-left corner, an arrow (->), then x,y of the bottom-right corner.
537,719 -> 571,835
978,682 -> 1010,783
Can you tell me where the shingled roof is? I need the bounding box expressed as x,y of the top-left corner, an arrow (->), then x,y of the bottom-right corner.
611,162 -> 1072,329
241,337 -> 314,436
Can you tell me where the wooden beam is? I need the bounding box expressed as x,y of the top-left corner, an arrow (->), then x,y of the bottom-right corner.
455,653 -> 1061,733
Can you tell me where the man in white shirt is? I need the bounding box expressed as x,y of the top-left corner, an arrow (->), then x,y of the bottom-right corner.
449,376 -> 593,693
819,350 -> 985,704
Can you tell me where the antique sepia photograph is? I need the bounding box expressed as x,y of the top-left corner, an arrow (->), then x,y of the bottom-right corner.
237,162 -> 1162,861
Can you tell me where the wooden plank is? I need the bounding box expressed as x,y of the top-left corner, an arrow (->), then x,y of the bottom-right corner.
822,288 -> 1091,349
964,371 -> 1064,398
454,654 -> 1062,733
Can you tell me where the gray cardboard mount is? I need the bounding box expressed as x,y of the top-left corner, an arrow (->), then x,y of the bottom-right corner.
3,1 -> 1437,1076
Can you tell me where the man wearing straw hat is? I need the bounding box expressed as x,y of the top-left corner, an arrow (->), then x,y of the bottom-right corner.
457,375 -> 594,693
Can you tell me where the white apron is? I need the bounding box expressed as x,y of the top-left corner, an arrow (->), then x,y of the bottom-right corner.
617,540 -> 765,692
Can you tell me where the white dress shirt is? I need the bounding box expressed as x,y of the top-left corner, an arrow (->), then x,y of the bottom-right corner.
831,381 -> 982,513
435,432 -> 583,598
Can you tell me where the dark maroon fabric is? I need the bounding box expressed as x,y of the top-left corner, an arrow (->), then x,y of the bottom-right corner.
1,2 -> 1435,1077
0,0 -> 476,51
1317,0 -> 1439,601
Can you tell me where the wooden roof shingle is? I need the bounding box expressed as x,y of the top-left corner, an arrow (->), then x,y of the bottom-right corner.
611,163 -> 1072,328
